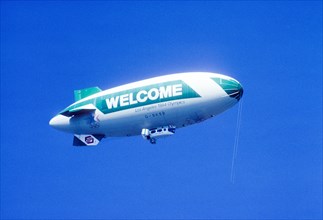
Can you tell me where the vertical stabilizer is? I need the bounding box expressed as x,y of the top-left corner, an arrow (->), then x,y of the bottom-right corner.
74,87 -> 102,101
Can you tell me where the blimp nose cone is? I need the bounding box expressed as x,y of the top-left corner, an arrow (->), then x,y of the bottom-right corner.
49,114 -> 70,131
229,82 -> 243,101
213,77 -> 243,101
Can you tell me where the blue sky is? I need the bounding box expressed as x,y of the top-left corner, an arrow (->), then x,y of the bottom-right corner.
1,1 -> 322,219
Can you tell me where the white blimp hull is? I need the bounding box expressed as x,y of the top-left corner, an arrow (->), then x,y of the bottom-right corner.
49,72 -> 243,145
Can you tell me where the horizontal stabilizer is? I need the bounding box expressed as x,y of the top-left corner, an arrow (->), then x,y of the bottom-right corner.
74,87 -> 102,102
60,104 -> 97,117
73,134 -> 105,146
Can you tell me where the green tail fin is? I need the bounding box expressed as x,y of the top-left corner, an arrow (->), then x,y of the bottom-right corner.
74,87 -> 102,101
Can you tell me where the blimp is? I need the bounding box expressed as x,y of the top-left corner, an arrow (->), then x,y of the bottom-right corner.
49,72 -> 243,146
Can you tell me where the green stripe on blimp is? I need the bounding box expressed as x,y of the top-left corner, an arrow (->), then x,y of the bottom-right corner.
60,80 -> 201,115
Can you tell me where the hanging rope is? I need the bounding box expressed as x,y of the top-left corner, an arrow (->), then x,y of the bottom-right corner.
230,99 -> 243,184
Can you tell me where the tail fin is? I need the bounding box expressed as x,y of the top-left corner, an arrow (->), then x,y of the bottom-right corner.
74,87 -> 102,101
73,134 -> 105,146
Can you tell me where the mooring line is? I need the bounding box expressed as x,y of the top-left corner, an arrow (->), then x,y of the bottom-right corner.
230,99 -> 243,184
